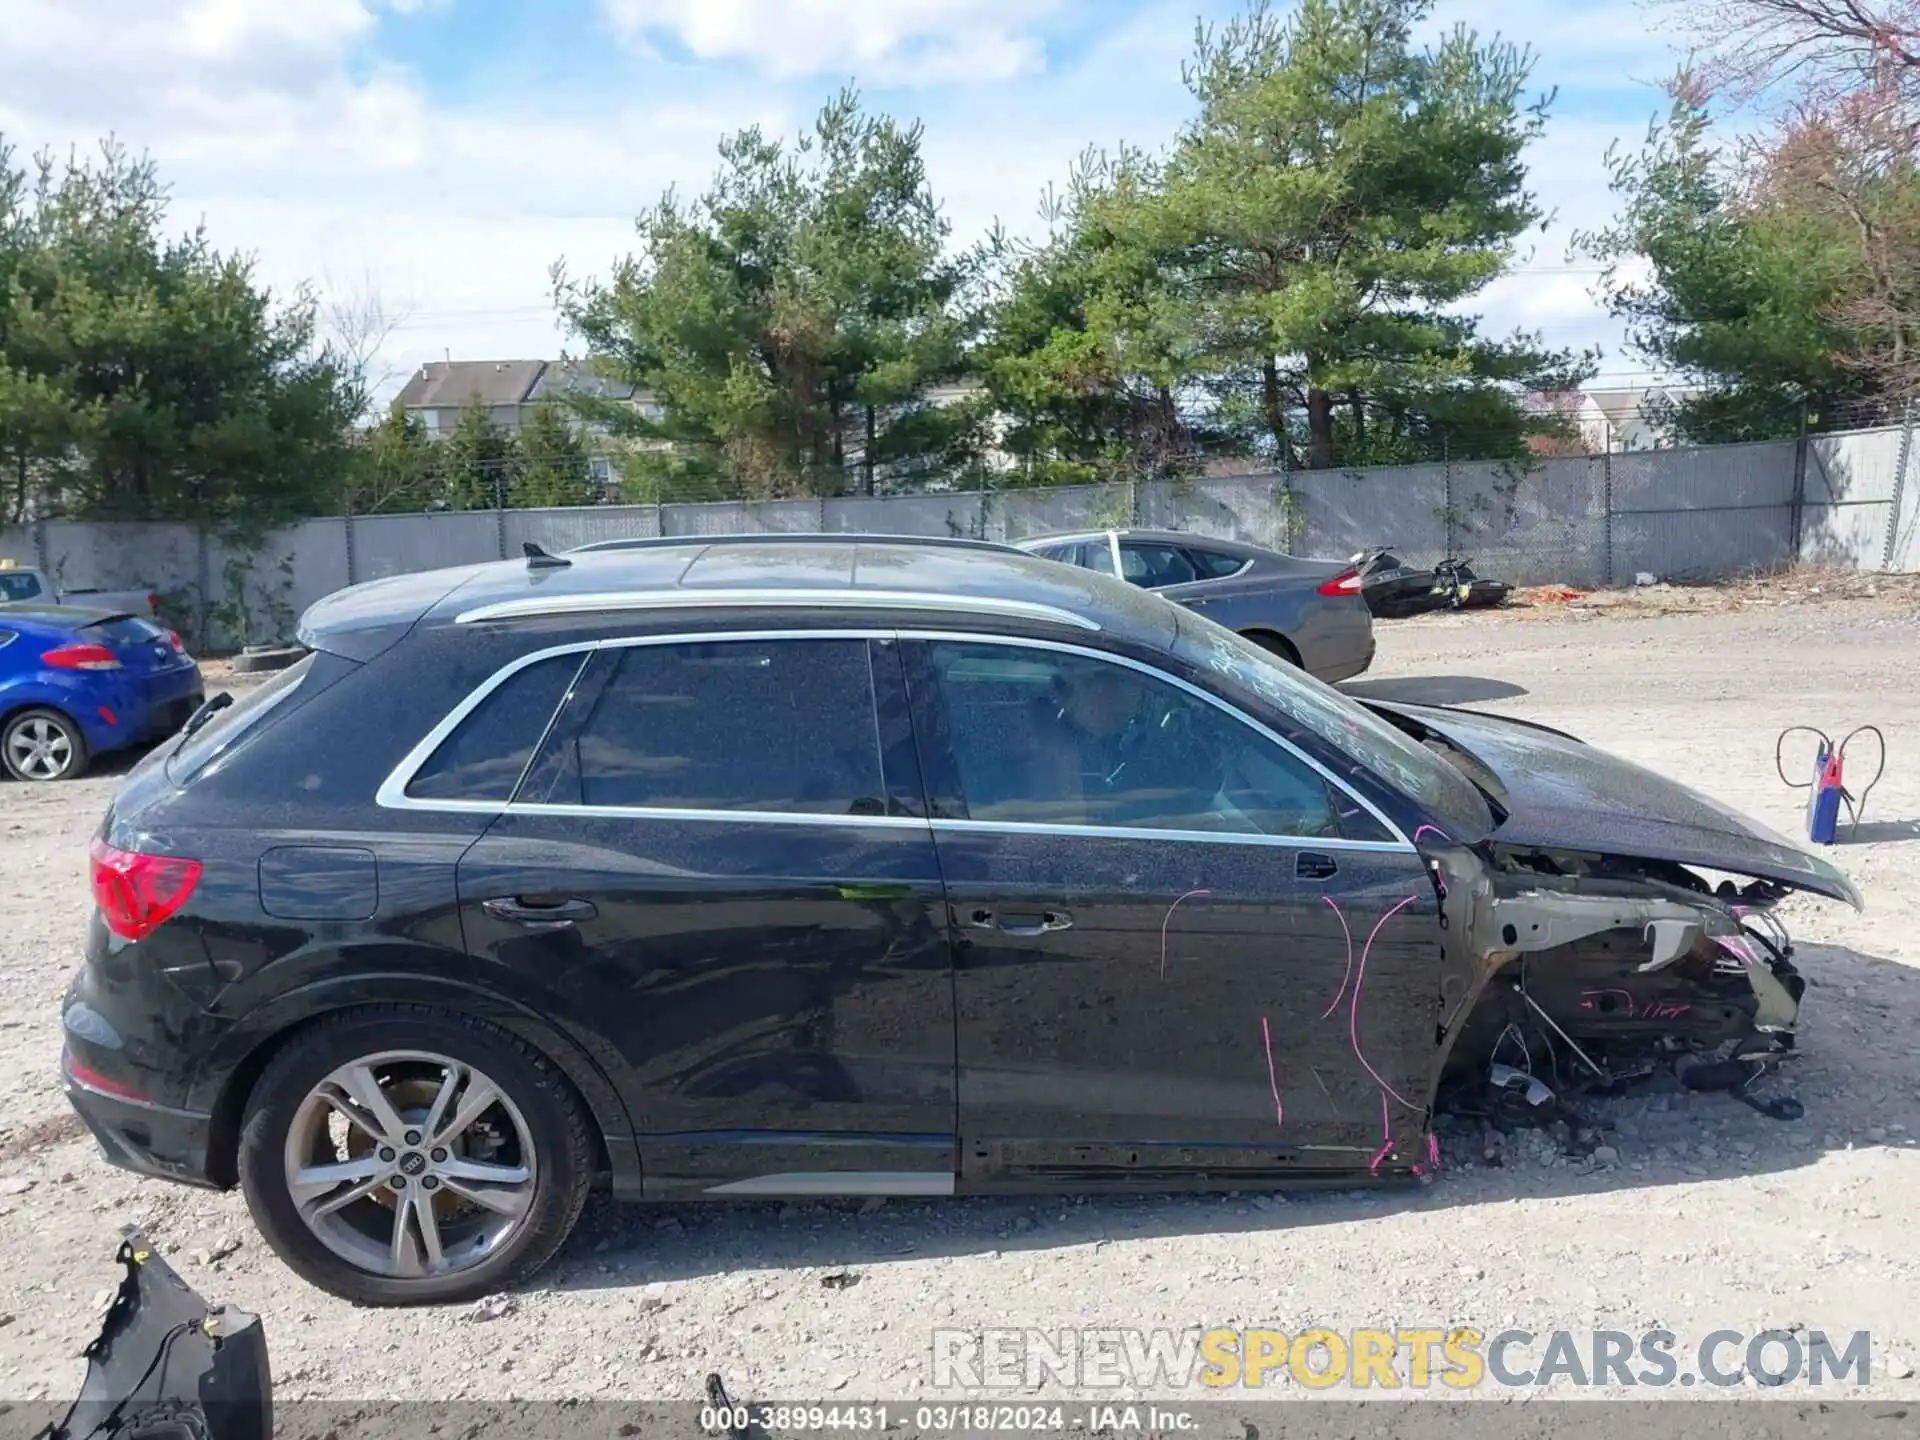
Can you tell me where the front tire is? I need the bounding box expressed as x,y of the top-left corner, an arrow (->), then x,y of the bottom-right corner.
1,707 -> 87,781
237,1006 -> 594,1306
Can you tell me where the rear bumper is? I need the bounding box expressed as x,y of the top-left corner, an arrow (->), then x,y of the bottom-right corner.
81,676 -> 204,753
64,1067 -> 221,1190
1315,631 -> 1377,684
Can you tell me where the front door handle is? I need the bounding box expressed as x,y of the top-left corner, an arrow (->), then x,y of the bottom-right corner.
482,895 -> 597,929
996,909 -> 1074,936
1296,853 -> 1339,881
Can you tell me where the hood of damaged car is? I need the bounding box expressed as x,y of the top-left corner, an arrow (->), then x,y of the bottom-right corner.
1369,701 -> 1863,909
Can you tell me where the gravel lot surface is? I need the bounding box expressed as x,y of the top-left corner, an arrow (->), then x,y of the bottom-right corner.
2,593 -> 1918,1409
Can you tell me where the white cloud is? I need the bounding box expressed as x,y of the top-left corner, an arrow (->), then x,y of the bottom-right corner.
600,0 -> 1061,83
0,0 -> 1686,404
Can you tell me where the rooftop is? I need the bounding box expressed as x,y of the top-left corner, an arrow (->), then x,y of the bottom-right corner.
299,535 -> 1183,661
395,360 -> 548,410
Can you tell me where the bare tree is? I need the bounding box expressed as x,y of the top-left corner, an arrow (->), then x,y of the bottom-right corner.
320,266 -> 415,426
1651,0 -> 1920,107
1760,92 -> 1920,389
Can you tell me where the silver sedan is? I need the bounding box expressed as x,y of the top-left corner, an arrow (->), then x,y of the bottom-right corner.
1014,528 -> 1376,682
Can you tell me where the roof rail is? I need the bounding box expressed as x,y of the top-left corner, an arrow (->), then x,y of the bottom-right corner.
453,588 -> 1102,630
564,532 -> 1025,557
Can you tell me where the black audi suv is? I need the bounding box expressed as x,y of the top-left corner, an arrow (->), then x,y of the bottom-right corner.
61,535 -> 1854,1305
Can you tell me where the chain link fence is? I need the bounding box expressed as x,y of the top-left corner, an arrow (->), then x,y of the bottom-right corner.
4,425 -> 1917,648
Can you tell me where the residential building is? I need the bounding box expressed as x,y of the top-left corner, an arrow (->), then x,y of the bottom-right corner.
1526,386 -> 1701,455
394,359 -> 663,495
395,360 -> 548,437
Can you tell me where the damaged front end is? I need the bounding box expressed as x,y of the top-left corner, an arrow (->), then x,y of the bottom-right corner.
41,1234 -> 270,1440
1428,842 -> 1813,1131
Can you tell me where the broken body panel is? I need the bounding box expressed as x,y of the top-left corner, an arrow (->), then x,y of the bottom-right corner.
1365,702 -> 1846,1136
43,1234 -> 270,1440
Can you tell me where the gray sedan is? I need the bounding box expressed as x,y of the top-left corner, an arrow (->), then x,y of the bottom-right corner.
1013,528 -> 1376,682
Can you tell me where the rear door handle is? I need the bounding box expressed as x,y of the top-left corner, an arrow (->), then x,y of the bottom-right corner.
996,910 -> 1074,936
483,896 -> 597,929
961,907 -> 1074,936
1296,853 -> 1339,881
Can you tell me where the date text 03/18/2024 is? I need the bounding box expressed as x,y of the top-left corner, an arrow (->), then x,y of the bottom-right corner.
700,1404 -> 1198,1435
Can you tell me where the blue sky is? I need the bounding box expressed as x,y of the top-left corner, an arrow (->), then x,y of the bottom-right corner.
2,0 -> 1696,401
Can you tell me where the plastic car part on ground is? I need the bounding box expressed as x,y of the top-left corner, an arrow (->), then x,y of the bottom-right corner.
40,1232 -> 271,1440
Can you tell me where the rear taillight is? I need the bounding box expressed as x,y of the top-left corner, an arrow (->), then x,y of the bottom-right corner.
165,629 -> 186,653
148,592 -> 159,615
89,837 -> 203,940
1317,567 -> 1364,596
43,642 -> 121,671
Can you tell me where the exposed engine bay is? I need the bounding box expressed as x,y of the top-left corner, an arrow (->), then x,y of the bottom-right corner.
1426,840 -> 1812,1144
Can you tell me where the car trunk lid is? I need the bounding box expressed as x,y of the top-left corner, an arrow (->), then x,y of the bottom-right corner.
1369,700 -> 1863,907
79,614 -> 185,675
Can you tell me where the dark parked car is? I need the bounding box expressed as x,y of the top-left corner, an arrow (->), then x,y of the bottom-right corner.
0,604 -> 204,781
61,538 -> 1855,1305
1014,529 -> 1374,682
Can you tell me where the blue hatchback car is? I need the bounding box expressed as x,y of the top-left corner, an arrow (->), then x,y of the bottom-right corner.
0,605 -> 205,781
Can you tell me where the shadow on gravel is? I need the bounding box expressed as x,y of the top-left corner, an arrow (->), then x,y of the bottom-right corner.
540,941 -> 1920,1294
1341,675 -> 1529,704
1833,819 -> 1920,845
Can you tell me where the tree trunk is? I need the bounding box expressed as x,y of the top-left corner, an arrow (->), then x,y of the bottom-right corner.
864,405 -> 877,496
1260,358 -> 1290,466
1348,389 -> 1366,461
1306,386 -> 1336,470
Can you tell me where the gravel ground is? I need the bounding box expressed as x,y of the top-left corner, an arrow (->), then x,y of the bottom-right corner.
2,599 -> 1918,1409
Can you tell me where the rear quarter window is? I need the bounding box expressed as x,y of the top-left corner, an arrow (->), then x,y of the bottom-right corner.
404,652 -> 586,803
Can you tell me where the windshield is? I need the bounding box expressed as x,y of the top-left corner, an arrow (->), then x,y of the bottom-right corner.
1168,611 -> 1493,838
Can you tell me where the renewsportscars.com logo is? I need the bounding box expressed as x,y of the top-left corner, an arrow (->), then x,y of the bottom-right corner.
931,1327 -> 1875,1391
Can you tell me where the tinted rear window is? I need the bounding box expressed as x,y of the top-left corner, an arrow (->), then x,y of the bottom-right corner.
0,573 -> 42,602
169,655 -> 315,781
406,652 -> 585,802
84,616 -> 165,646
563,638 -> 886,816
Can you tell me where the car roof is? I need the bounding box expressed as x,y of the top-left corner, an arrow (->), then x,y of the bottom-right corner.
1016,529 -> 1272,558
567,532 -> 1024,557
298,535 -> 1186,661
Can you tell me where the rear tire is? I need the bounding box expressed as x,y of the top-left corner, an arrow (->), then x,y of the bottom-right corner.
237,1006 -> 594,1306
1240,631 -> 1302,667
1,707 -> 88,781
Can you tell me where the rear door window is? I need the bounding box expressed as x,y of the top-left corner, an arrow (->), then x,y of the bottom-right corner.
555,638 -> 888,817
1118,542 -> 1199,589
406,652 -> 587,802
1184,546 -> 1248,580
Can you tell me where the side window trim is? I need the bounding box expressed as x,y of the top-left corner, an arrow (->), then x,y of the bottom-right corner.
900,632 -> 1413,852
376,629 -> 928,829
378,626 -> 1412,849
